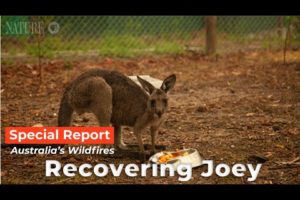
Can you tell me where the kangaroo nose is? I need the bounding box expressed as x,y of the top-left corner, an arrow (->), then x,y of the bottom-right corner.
157,111 -> 162,117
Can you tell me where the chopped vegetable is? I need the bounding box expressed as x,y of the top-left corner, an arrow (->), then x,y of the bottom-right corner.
158,150 -> 189,163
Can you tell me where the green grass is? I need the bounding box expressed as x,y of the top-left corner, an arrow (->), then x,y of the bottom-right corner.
98,35 -> 184,57
63,61 -> 73,70
2,34 -> 186,58
1,32 -> 298,60
152,41 -> 183,54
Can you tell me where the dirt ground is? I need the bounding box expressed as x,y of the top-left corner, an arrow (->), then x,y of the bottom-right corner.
1,50 -> 300,184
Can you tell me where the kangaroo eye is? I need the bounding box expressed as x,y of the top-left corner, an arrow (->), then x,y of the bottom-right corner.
150,100 -> 156,107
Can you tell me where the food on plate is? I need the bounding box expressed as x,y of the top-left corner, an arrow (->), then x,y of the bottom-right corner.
158,149 -> 189,163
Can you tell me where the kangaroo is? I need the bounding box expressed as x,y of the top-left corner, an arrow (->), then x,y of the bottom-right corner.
58,68 -> 176,161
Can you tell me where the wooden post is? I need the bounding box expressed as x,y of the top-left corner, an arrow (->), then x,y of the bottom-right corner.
205,16 -> 217,55
277,16 -> 284,39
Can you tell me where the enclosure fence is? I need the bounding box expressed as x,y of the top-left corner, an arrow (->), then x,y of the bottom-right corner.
1,16 -> 299,62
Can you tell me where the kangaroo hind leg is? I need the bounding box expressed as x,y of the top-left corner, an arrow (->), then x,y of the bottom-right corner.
88,77 -> 112,126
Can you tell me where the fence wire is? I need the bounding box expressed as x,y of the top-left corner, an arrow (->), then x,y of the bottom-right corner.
1,16 -> 299,62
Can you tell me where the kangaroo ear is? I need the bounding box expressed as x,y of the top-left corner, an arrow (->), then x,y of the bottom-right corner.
161,74 -> 176,93
137,76 -> 155,94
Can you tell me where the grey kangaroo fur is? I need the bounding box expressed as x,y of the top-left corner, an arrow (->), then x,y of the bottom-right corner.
58,68 -> 176,161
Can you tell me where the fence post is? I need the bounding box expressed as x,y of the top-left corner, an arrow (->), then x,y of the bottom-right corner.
205,16 -> 217,55
277,16 -> 284,39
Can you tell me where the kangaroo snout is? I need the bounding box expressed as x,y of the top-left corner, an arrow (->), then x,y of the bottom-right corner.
156,111 -> 163,118
149,95 -> 167,118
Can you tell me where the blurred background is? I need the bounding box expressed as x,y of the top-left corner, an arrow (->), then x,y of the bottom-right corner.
2,16 -> 300,64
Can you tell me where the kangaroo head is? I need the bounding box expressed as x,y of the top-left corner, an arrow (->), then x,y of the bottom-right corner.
137,74 -> 176,118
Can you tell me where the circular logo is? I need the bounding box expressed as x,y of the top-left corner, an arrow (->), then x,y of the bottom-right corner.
48,22 -> 60,35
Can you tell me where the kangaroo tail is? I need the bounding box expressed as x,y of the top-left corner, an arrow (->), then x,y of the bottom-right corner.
58,87 -> 74,126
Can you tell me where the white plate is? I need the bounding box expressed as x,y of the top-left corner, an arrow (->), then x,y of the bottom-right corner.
149,148 -> 203,170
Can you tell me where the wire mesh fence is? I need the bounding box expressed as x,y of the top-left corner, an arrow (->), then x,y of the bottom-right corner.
1,16 -> 299,63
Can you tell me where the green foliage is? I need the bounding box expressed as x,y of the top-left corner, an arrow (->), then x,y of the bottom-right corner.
25,37 -> 61,58
289,16 -> 300,41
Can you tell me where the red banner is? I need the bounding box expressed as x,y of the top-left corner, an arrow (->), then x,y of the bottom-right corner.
5,127 -> 114,144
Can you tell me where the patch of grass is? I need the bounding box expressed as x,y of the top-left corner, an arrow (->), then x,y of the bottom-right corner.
152,41 -> 183,54
25,37 -> 61,59
1,59 -> 14,66
98,34 -> 184,57
63,61 -> 73,70
98,35 -> 148,57
3,31 -> 298,60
